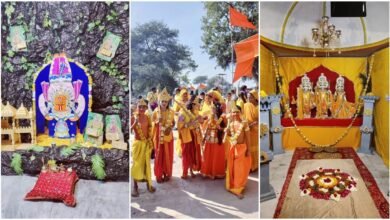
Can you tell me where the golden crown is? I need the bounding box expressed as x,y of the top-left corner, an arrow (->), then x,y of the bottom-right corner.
137,98 -> 147,107
231,104 -> 240,113
158,88 -> 172,102
249,89 -> 259,101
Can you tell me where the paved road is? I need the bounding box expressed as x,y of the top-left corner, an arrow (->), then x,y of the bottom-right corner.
131,132 -> 259,219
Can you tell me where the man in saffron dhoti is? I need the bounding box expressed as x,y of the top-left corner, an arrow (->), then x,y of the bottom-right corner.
152,88 -> 175,183
243,89 -> 259,172
225,104 -> 251,199
177,93 -> 203,179
131,99 -> 156,197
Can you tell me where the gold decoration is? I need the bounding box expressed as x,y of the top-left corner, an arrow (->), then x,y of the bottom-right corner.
313,152 -> 342,159
157,87 -> 172,102
363,109 -> 373,116
260,151 -> 269,162
137,98 -> 147,107
249,89 -> 258,101
260,123 -> 269,138
271,107 -> 281,115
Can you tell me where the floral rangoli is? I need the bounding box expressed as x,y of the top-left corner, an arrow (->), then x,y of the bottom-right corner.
299,167 -> 357,201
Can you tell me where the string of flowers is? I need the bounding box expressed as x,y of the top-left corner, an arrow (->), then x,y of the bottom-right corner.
271,53 -> 375,148
158,109 -> 173,143
228,122 -> 244,146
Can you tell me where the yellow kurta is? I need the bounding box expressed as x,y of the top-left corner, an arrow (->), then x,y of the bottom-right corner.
199,101 -> 213,118
243,102 -> 259,171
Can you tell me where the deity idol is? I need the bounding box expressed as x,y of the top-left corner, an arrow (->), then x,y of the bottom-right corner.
331,75 -> 356,118
315,73 -> 332,119
38,54 -> 85,138
294,74 -> 315,119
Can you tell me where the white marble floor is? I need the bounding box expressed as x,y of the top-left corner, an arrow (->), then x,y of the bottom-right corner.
260,150 -> 390,218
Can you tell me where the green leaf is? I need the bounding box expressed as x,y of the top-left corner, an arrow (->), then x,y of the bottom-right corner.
81,150 -> 87,161
91,154 -> 106,180
11,153 -> 23,175
5,4 -> 15,19
121,80 -> 128,86
7,50 -> 15,58
21,57 -> 27,63
123,4 -> 129,11
28,145 -> 44,152
30,155 -> 36,161
99,25 -> 105,31
8,64 -> 14,72
110,10 -> 118,17
87,22 -> 96,32
112,96 -> 118,102
60,144 -> 80,157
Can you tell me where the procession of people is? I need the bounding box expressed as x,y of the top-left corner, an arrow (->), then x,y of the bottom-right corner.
131,85 -> 259,199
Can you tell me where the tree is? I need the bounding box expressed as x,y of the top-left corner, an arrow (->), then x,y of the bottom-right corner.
201,2 -> 258,82
131,21 -> 197,97
206,75 -> 232,94
192,75 -> 208,84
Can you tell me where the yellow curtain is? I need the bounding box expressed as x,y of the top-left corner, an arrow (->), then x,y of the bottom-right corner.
278,57 -> 367,102
371,47 -> 389,167
282,127 -> 361,150
260,44 -> 276,94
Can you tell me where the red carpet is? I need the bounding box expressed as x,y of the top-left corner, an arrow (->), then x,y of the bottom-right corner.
274,148 -> 389,218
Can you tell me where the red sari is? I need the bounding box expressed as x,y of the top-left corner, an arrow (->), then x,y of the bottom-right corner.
201,118 -> 226,178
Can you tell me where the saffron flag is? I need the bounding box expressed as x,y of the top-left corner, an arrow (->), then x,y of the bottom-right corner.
198,83 -> 207,90
233,34 -> 259,83
229,7 -> 256,30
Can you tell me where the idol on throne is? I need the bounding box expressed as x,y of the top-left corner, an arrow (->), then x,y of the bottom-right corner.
314,73 -> 333,119
290,70 -> 355,120
331,75 -> 356,118
35,53 -> 90,142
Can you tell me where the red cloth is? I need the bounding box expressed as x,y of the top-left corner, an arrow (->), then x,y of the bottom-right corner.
288,65 -> 355,117
281,117 -> 363,127
181,142 -> 194,176
190,130 -> 202,172
233,34 -> 259,83
201,143 -> 226,178
154,126 -> 174,182
229,7 -> 256,30
25,170 -> 79,207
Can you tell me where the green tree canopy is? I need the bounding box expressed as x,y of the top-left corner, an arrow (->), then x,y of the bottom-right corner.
192,75 -> 208,84
201,2 -> 258,82
206,75 -> 232,95
131,21 -> 197,97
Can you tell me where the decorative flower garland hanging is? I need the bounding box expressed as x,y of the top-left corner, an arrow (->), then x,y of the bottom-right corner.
271,53 -> 375,148
299,168 -> 358,201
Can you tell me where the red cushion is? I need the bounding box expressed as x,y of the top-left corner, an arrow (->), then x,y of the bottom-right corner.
25,171 -> 79,207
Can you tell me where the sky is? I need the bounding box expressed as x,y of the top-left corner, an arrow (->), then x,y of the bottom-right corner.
131,2 -> 256,87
